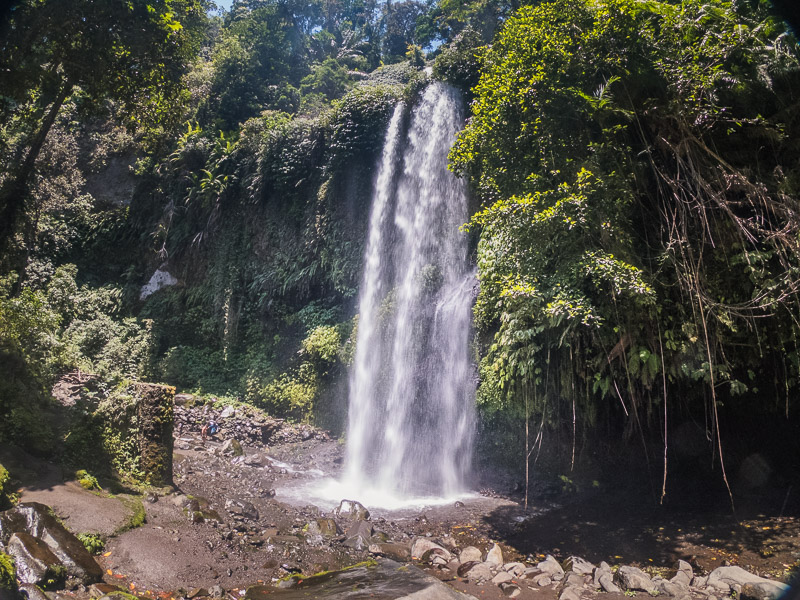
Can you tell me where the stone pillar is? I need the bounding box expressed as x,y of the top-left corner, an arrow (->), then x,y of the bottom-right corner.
134,383 -> 174,486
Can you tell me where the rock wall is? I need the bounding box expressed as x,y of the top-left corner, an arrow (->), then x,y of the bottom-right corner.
135,383 -> 174,486
173,396 -> 328,447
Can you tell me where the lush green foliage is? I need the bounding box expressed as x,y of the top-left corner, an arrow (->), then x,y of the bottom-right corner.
455,0 -> 800,480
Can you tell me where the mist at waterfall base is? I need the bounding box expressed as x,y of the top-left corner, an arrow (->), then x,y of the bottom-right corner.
294,83 -> 478,511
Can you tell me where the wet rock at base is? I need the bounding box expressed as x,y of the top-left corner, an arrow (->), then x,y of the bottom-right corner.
7,532 -> 64,586
333,500 -> 370,521
0,503 -> 103,584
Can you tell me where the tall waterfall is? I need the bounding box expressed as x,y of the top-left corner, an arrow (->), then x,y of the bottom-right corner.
343,82 -> 476,505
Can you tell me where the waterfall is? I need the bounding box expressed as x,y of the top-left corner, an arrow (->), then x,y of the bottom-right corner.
342,82 -> 476,505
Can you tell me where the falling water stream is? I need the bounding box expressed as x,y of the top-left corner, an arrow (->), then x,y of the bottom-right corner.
329,82 -> 477,509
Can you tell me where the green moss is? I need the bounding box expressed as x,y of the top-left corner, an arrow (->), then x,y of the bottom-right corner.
76,533 -> 105,554
0,463 -> 13,509
75,469 -> 101,490
0,552 -> 16,591
115,497 -> 146,534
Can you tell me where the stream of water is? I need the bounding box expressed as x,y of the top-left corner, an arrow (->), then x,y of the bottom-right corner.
325,82 -> 477,509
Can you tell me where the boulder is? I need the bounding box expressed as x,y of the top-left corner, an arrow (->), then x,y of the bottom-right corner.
707,566 -> 788,597
534,575 -> 553,587
411,539 -> 451,562
504,562 -> 526,577
564,556 -> 595,576
563,572 -> 585,587
670,560 -> 694,587
333,500 -> 370,521
7,532 -> 64,586
617,566 -> 656,593
344,521 -> 374,550
559,586 -> 582,600
221,439 -> 243,457
369,542 -> 411,561
459,547 -> 482,563
598,573 -> 621,593
485,543 -> 503,567
225,499 -> 258,521
741,581 -> 790,600
538,555 -> 565,580
658,580 -> 689,597
492,572 -> 513,585
461,562 -> 493,582
457,562 -> 481,578
500,582 -> 522,598
315,518 -> 340,537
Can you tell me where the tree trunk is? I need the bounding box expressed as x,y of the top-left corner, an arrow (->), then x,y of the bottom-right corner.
0,80 -> 72,251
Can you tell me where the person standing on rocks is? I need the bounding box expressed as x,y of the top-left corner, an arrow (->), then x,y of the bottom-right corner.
202,419 -> 219,442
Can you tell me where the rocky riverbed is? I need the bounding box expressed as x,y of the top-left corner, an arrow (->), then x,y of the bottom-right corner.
2,402 -> 799,600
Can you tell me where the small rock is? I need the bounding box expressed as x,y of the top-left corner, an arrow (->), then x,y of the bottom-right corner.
504,562 -> 526,577
538,555 -> 565,581
564,572 -> 585,587
463,562 -> 493,583
617,566 -> 656,593
454,501 -> 465,508
145,492 -> 158,503
500,582 -> 522,598
208,586 -> 224,598
486,543 -> 504,567
18,583 -> 50,600
534,575 -> 553,587
221,439 -> 243,457
493,572 -> 513,585
559,586 -> 582,600
598,573 -> 621,593
411,538 -> 451,562
460,547 -> 483,563
741,582 -> 790,600
658,580 -> 689,597
564,556 -> 595,576
458,562 -> 481,578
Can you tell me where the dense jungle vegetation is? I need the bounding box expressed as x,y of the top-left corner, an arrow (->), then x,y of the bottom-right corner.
1,0 -> 799,500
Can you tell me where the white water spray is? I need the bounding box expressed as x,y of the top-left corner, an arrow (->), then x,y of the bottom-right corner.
340,82 -> 476,507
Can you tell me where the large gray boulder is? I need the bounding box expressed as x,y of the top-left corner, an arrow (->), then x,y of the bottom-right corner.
706,566 -> 788,597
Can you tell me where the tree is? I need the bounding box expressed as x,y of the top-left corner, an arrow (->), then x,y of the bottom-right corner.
0,0 -> 207,253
